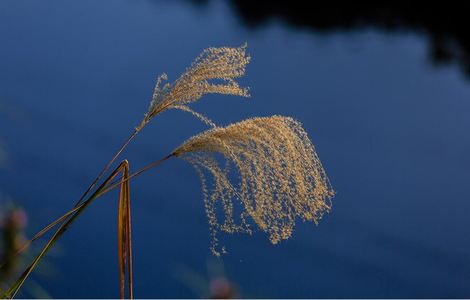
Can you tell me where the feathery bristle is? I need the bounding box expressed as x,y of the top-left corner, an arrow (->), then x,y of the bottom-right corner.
173,116 -> 335,255
137,45 -> 250,130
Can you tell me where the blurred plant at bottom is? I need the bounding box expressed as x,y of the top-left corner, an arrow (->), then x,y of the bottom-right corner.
1,102 -> 53,297
174,259 -> 246,299
0,203 -> 53,298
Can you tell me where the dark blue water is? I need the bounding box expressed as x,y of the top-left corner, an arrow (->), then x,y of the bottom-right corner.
1,0 -> 470,298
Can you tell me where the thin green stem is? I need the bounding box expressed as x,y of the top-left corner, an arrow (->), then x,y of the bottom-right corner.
3,153 -> 174,268
4,153 -> 174,298
7,162 -> 128,298
74,130 -> 138,207
97,154 -> 174,197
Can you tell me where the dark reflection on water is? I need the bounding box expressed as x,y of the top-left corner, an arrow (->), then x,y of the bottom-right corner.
1,0 -> 470,298
225,1 -> 470,77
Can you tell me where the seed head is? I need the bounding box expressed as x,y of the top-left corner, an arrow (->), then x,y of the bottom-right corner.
174,116 -> 335,255
137,45 -> 250,130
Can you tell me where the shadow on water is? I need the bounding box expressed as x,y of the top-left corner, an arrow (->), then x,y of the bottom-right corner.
193,1 -> 470,78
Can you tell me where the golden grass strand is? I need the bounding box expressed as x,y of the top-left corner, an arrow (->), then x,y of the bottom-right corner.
172,105 -> 216,128
173,116 -> 335,255
137,45 -> 250,130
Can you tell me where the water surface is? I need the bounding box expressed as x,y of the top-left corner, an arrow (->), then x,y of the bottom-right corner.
0,1 -> 469,298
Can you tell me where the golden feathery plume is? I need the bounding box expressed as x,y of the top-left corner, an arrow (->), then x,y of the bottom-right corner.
172,116 -> 335,255
137,45 -> 250,130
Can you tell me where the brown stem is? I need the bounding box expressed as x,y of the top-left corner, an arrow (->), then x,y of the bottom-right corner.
6,153 -> 173,266
74,130 -> 138,207
4,153 -> 174,298
8,162 -> 129,298
97,154 -> 174,197
1,131 -> 141,271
